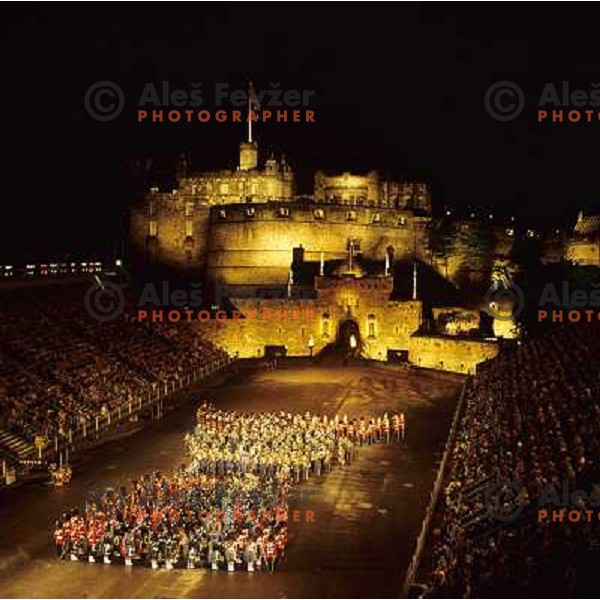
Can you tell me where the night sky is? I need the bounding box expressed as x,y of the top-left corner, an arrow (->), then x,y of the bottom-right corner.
2,3 -> 600,264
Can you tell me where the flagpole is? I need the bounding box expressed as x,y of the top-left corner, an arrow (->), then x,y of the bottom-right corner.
248,83 -> 252,143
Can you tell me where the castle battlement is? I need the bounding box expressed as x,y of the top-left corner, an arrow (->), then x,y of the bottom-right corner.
130,136 -> 434,285
176,140 -> 295,205
314,170 -> 431,213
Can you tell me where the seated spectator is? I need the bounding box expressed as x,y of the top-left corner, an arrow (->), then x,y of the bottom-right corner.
424,321 -> 600,598
0,282 -> 230,447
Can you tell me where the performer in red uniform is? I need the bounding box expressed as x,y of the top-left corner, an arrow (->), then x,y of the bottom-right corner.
265,538 -> 277,572
275,532 -> 284,558
53,526 -> 64,556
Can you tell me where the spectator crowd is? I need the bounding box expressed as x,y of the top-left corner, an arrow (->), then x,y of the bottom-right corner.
426,322 -> 600,598
0,282 -> 229,450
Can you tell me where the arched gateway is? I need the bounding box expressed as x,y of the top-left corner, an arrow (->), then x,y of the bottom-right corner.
338,319 -> 360,352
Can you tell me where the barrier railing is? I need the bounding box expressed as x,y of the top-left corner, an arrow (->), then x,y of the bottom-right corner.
43,355 -> 234,467
400,376 -> 469,598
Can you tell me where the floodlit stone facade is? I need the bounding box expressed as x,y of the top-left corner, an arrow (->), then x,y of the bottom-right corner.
130,140 -> 432,283
130,136 -> 505,373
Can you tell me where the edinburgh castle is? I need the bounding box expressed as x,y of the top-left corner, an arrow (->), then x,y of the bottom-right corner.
129,132 -> 599,372
130,137 -> 433,285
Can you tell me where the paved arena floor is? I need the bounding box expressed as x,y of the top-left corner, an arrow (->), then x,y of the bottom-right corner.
0,361 -> 464,598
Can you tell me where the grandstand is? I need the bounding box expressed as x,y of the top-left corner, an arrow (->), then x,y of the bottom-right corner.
417,322 -> 600,597
0,278 -> 230,479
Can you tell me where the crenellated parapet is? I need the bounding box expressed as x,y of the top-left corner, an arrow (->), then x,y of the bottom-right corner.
314,171 -> 431,213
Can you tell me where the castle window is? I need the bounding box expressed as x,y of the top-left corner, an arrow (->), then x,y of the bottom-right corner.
150,186 -> 159,194
218,209 -> 227,220
220,182 -> 229,195
371,213 -> 381,223
367,314 -> 376,339
185,202 -> 194,217
149,220 -> 157,237
398,217 -> 407,227
245,207 -> 255,218
346,210 -> 357,221
322,313 -> 330,338
314,209 -> 325,220
277,207 -> 290,218
185,219 -> 193,237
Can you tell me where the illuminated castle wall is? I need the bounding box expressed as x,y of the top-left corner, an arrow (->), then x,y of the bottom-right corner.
194,267 -> 498,374
177,142 -> 295,205
314,171 -> 431,213
197,272 -> 423,361
130,140 -> 433,285
205,202 -> 429,285
129,137 -> 504,372
566,210 -> 600,266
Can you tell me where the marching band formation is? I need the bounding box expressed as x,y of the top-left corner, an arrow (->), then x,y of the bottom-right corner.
52,402 -> 405,572
186,405 -> 405,481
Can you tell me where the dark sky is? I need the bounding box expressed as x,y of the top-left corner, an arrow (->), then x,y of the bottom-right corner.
2,3 -> 600,263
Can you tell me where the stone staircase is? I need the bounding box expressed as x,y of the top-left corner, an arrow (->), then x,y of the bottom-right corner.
0,428 -> 37,463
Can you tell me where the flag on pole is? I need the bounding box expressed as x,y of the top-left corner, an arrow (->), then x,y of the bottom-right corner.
247,80 -> 260,142
248,80 -> 261,112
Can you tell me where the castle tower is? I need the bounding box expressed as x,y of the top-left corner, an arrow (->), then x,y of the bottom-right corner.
239,141 -> 258,171
239,80 -> 259,171
265,152 -> 279,173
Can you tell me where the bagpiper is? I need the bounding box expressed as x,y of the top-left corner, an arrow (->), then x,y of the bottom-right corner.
383,413 -> 391,443
392,413 -> 401,441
